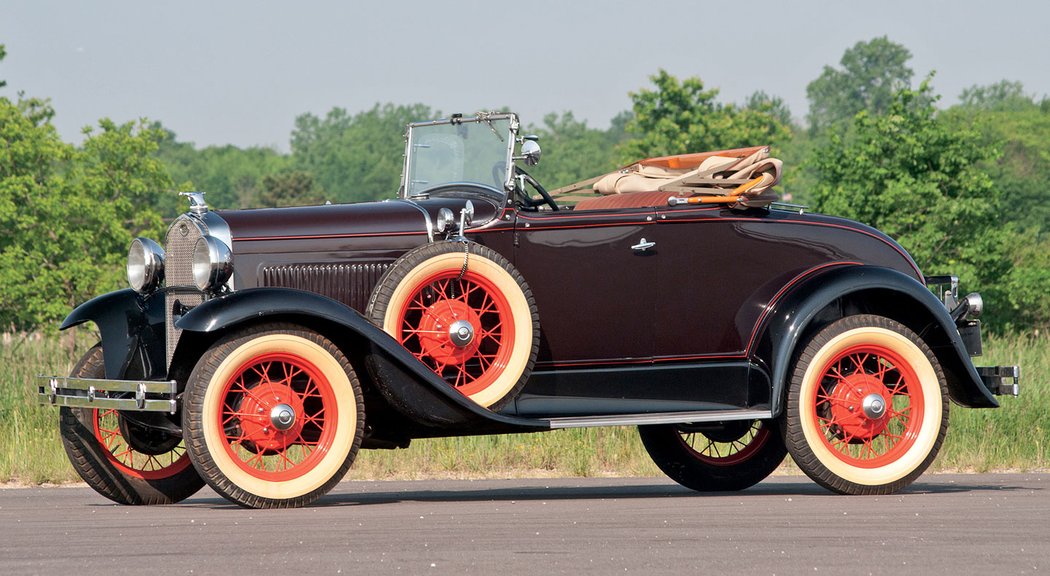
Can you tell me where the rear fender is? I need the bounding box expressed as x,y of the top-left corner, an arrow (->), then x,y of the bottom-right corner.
175,287 -> 546,433
757,266 -> 998,416
60,289 -> 166,380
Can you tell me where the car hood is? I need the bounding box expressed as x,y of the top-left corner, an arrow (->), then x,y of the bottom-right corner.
218,197 -> 499,248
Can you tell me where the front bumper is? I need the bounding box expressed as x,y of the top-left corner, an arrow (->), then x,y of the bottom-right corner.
37,376 -> 177,414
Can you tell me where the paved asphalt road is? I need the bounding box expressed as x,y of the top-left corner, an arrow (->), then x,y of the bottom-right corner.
2,474 -> 1047,575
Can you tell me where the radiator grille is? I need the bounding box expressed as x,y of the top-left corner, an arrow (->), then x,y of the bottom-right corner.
165,216 -> 207,367
261,262 -> 390,313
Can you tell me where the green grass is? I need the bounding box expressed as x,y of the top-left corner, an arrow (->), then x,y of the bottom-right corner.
0,334 -> 92,484
936,333 -> 1047,471
1,332 -> 1045,485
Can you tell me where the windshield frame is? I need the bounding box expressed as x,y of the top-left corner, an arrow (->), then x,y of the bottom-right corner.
400,112 -> 520,202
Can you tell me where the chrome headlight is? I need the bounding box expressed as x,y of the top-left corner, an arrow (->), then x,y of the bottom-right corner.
192,236 -> 233,291
127,237 -> 165,293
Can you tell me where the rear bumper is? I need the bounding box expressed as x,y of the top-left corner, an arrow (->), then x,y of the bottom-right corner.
37,376 -> 177,414
977,366 -> 1021,397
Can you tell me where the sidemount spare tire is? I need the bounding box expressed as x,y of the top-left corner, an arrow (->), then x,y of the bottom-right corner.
367,240 -> 540,410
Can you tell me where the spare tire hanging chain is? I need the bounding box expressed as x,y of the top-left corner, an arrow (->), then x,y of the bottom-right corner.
456,238 -> 470,283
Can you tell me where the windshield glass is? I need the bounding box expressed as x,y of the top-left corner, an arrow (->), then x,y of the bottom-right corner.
403,115 -> 514,198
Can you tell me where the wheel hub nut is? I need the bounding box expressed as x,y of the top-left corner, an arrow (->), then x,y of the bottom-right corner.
862,394 -> 887,419
270,403 -> 296,431
448,319 -> 475,347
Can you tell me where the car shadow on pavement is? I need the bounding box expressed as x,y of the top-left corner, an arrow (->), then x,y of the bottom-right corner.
312,477 -> 1035,507
176,476 -> 1037,509
177,480 -> 824,509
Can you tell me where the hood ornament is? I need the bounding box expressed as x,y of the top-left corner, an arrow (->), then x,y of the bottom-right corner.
179,191 -> 208,215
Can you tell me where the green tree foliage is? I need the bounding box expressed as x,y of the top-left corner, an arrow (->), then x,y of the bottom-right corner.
154,125 -> 290,213
258,170 -> 324,208
0,44 -> 7,89
806,37 -> 913,132
1002,237 -> 1050,332
945,81 -> 1050,330
945,82 -> 1050,233
619,70 -> 791,163
291,103 -> 434,203
525,112 -> 625,188
0,96 -> 172,330
959,80 -> 1041,112
745,91 -> 794,127
811,79 -> 1013,327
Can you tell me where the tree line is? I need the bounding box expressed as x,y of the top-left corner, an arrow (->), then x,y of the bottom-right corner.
1,38 -> 1048,333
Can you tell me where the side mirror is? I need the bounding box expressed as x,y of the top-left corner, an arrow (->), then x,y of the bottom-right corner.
520,139 -> 542,166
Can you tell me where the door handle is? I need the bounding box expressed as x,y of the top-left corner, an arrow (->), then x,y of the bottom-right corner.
631,238 -> 656,252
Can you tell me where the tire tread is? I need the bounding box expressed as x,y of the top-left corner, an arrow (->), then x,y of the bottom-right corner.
783,314 -> 949,495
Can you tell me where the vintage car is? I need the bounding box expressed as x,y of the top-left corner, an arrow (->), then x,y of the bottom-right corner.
39,112 -> 1020,508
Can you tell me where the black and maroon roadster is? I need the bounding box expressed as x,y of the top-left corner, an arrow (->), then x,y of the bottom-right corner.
38,112 -> 1020,508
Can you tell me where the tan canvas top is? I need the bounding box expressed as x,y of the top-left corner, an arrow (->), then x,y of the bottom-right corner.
592,146 -> 782,201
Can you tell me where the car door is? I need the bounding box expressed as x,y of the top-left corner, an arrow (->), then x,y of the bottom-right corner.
651,206 -> 861,358
511,207 -> 658,366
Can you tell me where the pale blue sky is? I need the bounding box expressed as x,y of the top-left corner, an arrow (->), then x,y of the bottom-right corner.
2,0 -> 1047,150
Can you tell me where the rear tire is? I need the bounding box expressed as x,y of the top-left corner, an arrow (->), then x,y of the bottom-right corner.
639,420 -> 786,492
784,315 -> 949,495
60,345 -> 204,505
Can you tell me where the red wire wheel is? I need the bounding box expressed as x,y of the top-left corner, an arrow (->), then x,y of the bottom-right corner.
60,345 -> 204,505
216,353 -> 337,481
785,315 -> 948,495
395,269 -> 514,397
676,420 -> 774,467
368,241 -> 539,410
93,408 -> 193,480
639,420 -> 786,492
183,324 -> 364,508
811,344 -> 923,468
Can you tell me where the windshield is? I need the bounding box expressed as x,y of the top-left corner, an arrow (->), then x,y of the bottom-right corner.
402,114 -> 516,198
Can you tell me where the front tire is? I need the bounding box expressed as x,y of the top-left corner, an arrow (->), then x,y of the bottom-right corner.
183,324 -> 364,508
640,420 -> 786,492
60,345 -> 204,505
784,315 -> 949,495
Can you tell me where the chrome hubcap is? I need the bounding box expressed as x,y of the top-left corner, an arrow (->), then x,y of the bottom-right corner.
861,394 -> 887,419
448,319 -> 475,348
270,403 -> 297,431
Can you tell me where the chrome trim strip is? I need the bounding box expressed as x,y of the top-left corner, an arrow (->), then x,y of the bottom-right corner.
37,376 -> 178,414
392,199 -> 434,243
400,122 -> 414,198
545,409 -> 773,429
503,114 -> 519,193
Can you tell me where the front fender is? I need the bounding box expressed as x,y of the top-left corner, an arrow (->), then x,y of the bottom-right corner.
60,289 -> 166,379
759,265 -> 998,415
175,288 -> 547,432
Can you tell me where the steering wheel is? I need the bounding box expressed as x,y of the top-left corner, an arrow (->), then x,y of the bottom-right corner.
514,166 -> 559,211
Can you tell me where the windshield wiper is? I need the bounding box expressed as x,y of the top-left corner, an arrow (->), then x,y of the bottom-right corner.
483,118 -> 504,142
473,112 -> 505,142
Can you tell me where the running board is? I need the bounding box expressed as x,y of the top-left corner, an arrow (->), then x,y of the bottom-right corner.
544,409 -> 773,429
